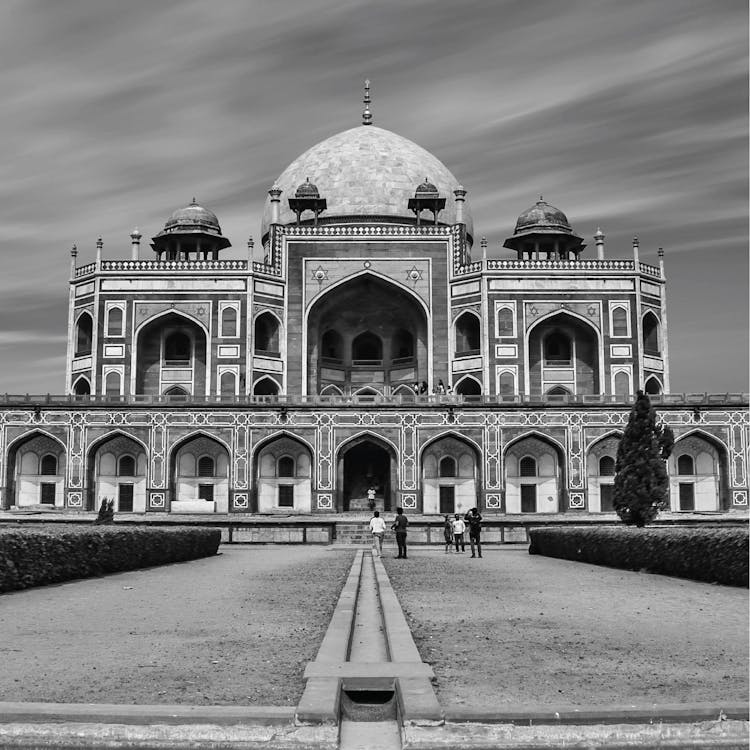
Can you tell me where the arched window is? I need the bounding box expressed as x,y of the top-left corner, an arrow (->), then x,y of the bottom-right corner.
75,313 -> 93,356
197,456 -> 215,477
73,377 -> 91,396
221,307 -> 237,337
164,332 -> 191,364
220,371 -> 236,397
322,329 -> 344,362
614,371 -> 630,398
107,307 -> 123,337
439,457 -> 456,478
164,385 -> 189,397
644,376 -> 662,395
611,307 -> 628,337
40,454 -> 57,475
599,456 -> 616,476
455,313 -> 480,355
351,331 -> 382,362
254,313 -> 280,355
253,377 -> 279,396
104,370 -> 121,396
544,331 -> 571,365
643,312 -> 660,355
455,377 -> 481,396
278,456 -> 295,477
497,307 -> 514,336
546,386 -> 571,397
677,455 -> 695,475
520,456 -> 537,477
498,371 -> 515,396
393,329 -> 414,361
118,455 -> 136,476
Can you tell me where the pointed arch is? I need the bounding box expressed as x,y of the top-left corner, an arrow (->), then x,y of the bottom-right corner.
254,310 -> 282,355
134,308 -> 209,337
4,430 -> 68,510
336,430 -> 400,459
504,430 -> 567,458
252,376 -> 280,396
72,375 -> 91,396
642,311 -> 661,355
352,386 -> 382,397
454,310 -> 481,355
454,375 -> 482,396
644,375 -> 662,395
586,430 -> 624,451
419,430 -> 483,461
320,384 -> 344,397
74,311 -> 93,356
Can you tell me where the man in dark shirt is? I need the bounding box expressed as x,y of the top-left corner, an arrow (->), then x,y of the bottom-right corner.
391,507 -> 408,559
465,507 -> 482,558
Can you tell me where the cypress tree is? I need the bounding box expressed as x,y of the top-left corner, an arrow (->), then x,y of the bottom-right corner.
613,390 -> 674,527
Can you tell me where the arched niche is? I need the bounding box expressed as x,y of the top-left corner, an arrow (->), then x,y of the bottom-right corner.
135,312 -> 207,397
421,434 -> 480,515
454,312 -> 481,356
87,432 -> 147,513
253,376 -> 280,396
643,312 -> 661,355
4,432 -> 67,509
336,433 -> 398,513
254,435 -> 314,513
668,432 -> 729,511
505,434 -> 565,513
75,312 -> 93,357
528,312 -> 600,396
170,433 -> 230,513
586,433 -> 622,513
254,312 -> 281,356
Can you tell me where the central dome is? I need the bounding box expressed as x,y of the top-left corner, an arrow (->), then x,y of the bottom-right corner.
262,125 -> 473,241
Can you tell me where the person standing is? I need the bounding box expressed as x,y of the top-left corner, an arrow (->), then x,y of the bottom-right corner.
443,514 -> 454,553
391,507 -> 408,559
369,510 -> 386,557
465,507 -> 483,558
451,513 -> 466,552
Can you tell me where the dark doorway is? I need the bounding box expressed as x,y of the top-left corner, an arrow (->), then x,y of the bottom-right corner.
439,486 -> 455,514
40,483 -> 56,505
678,483 -> 695,511
118,484 -> 134,512
340,440 -> 392,512
521,484 -> 536,513
600,484 -> 614,512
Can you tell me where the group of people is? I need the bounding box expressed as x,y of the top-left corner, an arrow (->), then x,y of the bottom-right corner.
409,380 -> 453,395
368,506 -> 483,559
444,508 -> 482,557
368,508 -> 408,558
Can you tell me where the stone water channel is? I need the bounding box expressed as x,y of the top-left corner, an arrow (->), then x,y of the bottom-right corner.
297,549 -> 440,749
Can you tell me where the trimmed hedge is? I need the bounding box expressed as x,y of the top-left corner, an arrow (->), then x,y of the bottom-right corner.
0,525 -> 221,593
528,525 -> 748,587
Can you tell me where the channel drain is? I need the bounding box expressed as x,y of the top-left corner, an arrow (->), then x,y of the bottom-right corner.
296,550 -> 441,733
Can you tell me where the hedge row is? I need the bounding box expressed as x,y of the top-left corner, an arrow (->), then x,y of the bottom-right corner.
528,525 -> 748,587
0,525 -> 221,593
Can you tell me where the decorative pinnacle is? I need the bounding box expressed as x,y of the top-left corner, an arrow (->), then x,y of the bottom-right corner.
633,235 -> 640,247
268,185 -> 282,199
71,244 -> 78,257
658,247 -> 664,258
362,79 -> 372,126
130,227 -> 142,240
453,185 -> 467,199
247,237 -> 255,250
594,227 -> 605,239
191,197 -> 197,205
96,236 -> 103,250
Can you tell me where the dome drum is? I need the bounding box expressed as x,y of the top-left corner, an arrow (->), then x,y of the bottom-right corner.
504,198 -> 585,260
151,200 -> 231,260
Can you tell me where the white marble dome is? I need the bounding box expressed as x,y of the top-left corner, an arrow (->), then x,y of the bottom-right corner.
261,125 -> 473,241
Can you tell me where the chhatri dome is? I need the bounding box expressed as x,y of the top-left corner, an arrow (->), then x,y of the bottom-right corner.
261,83 -> 473,243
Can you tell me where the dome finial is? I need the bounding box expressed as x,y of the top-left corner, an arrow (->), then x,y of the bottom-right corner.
191,197 -> 197,205
362,79 -> 373,126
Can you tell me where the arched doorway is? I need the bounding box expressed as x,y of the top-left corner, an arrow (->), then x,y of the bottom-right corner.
586,434 -> 621,512
135,312 -> 207,396
527,312 -> 600,396
86,433 -> 148,513
4,432 -> 66,509
337,436 -> 396,512
307,274 -> 428,396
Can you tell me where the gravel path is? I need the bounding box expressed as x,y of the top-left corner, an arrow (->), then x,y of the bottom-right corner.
0,546 -> 355,705
383,547 -> 748,710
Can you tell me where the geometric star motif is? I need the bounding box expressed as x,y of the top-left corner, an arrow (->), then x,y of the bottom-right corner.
311,265 -> 328,282
405,265 -> 423,284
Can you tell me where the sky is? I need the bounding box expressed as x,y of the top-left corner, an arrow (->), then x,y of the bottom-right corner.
0,0 -> 746,394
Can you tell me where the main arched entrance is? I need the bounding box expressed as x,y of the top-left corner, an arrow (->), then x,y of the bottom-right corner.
307,274 -> 428,396
337,436 -> 396,512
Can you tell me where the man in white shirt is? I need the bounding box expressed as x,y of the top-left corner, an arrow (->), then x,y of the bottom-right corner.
369,510 -> 386,557
451,513 -> 466,552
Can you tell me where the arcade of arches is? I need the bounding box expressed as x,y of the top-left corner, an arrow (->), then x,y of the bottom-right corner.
307,275 -> 428,396
1,430 -> 733,514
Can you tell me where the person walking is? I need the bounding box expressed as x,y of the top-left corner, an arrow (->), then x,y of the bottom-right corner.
369,510 -> 386,557
391,507 -> 408,558
443,514 -> 454,553
465,506 -> 483,558
451,513 -> 466,552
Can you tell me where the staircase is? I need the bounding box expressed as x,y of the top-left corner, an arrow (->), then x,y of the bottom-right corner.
335,522 -> 372,545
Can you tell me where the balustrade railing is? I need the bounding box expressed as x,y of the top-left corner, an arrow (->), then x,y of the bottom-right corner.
2,392 -> 746,407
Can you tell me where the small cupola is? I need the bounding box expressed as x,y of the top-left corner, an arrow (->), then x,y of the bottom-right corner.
503,197 -> 585,260
408,177 -> 446,226
288,178 -> 327,226
151,199 -> 231,261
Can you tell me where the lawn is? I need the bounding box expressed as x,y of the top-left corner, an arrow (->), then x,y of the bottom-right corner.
383,547 -> 748,710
